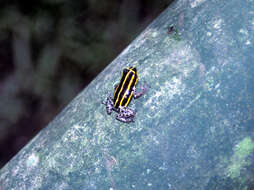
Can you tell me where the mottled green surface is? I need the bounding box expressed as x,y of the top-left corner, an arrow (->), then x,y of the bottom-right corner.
1,0 -> 254,189
226,137 -> 254,179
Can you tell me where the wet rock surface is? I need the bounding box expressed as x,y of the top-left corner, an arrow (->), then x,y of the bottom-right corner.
1,0 -> 254,189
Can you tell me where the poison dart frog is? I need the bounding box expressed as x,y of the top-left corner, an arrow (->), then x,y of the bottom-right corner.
102,66 -> 147,123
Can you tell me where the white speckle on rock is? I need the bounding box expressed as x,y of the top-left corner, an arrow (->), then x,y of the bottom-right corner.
190,0 -> 206,8
159,162 -> 168,171
245,40 -> 251,45
95,167 -> 100,173
213,18 -> 223,29
152,31 -> 158,38
239,28 -> 248,35
26,153 -> 39,168
215,83 -> 220,89
73,124 -> 82,129
207,32 -> 212,36
147,183 -> 152,186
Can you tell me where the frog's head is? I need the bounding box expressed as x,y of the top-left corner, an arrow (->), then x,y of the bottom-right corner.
128,66 -> 137,73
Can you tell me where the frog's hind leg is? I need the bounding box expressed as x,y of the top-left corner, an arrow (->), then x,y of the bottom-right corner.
116,114 -> 135,123
119,106 -> 136,118
115,107 -> 135,123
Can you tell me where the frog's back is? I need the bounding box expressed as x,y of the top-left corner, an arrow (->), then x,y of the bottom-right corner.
113,67 -> 138,109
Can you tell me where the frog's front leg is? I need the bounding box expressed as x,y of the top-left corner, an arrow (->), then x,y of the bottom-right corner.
133,85 -> 147,99
101,92 -> 114,115
116,107 -> 136,123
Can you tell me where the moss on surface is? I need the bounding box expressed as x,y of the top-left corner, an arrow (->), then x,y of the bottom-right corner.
226,137 -> 254,179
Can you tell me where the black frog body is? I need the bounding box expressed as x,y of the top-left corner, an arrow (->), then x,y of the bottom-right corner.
102,66 -> 147,123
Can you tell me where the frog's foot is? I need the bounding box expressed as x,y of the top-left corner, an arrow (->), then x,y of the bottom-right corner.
119,106 -> 136,118
116,107 -> 136,123
102,92 -> 114,115
116,114 -> 135,123
133,83 -> 149,99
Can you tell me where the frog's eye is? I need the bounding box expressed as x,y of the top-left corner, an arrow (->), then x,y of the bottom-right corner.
131,67 -> 137,72
122,68 -> 128,75
113,84 -> 118,90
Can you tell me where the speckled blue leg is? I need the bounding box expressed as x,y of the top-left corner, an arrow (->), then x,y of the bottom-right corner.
133,85 -> 148,99
116,114 -> 135,123
116,107 -> 136,123
101,92 -> 114,115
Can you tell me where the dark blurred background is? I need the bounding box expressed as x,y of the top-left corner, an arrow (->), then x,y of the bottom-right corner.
0,0 -> 173,168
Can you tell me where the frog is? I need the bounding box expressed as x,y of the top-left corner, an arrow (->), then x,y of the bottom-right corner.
102,66 -> 147,123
